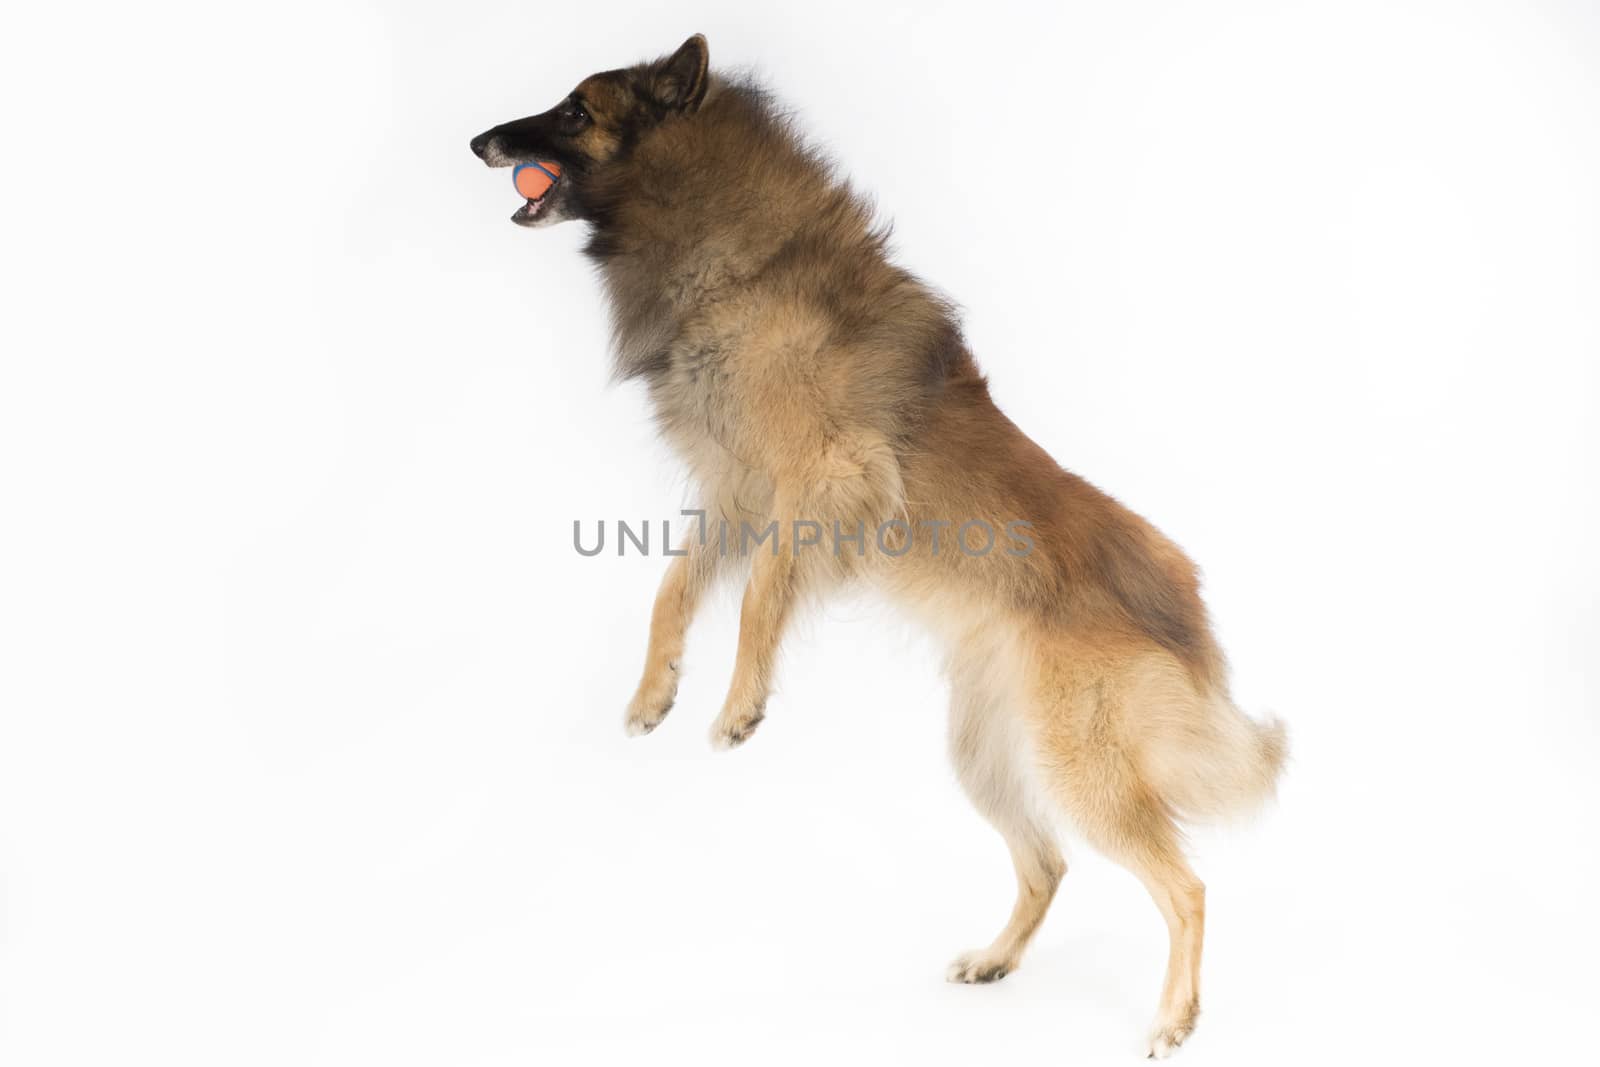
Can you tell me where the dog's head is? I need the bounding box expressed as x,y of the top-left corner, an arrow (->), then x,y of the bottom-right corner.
469,34 -> 711,228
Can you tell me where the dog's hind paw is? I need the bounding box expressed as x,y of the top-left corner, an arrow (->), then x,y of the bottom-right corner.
945,950 -> 1015,984
1145,1014 -> 1197,1058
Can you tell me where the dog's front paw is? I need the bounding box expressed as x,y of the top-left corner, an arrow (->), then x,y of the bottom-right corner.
709,698 -> 765,750
624,663 -> 679,737
945,949 -> 1016,984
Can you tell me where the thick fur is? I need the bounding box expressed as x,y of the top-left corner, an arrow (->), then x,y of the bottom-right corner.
473,35 -> 1286,1057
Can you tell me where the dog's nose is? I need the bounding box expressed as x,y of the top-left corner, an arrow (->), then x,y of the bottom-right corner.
470,132 -> 494,160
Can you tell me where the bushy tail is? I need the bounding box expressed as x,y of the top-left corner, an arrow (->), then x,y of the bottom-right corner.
1139,693 -> 1289,824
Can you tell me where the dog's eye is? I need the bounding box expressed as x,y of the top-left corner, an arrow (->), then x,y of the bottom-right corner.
562,101 -> 590,131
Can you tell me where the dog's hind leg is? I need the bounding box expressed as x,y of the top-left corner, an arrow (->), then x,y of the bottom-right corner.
945,655 -> 1065,984
1031,650 -> 1207,1057
1085,805 -> 1205,1058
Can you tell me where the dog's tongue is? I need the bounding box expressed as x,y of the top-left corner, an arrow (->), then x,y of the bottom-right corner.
514,161 -> 562,201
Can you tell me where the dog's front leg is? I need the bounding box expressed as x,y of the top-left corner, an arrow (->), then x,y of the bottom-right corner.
710,536 -> 798,749
708,442 -> 900,749
624,533 -> 720,736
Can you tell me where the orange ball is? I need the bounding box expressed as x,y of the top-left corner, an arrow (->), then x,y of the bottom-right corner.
513,161 -> 562,200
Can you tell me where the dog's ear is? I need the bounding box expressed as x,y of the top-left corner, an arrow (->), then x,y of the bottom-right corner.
652,34 -> 710,113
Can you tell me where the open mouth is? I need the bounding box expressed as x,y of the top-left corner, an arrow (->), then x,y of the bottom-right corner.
511,161 -> 563,226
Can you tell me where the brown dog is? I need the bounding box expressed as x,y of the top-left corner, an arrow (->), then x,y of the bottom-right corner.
472,34 -> 1286,1057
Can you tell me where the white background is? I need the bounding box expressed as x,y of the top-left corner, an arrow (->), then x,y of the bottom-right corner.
3,1 -> 1598,1063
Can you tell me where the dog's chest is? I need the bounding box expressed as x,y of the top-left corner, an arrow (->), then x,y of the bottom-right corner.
603,258 -> 787,502
645,332 -> 741,461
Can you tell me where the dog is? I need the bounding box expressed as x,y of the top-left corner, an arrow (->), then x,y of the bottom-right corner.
471,34 -> 1286,1057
